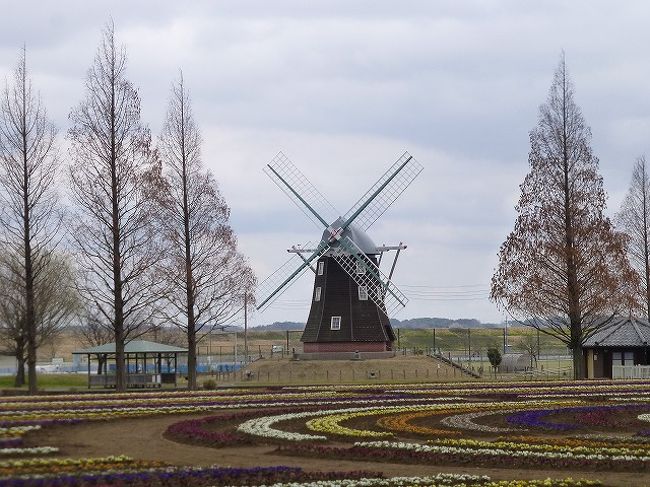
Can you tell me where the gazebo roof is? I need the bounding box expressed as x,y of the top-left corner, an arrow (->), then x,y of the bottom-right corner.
584,317 -> 650,348
73,339 -> 187,355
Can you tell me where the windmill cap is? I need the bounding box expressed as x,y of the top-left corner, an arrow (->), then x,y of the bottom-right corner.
322,219 -> 377,254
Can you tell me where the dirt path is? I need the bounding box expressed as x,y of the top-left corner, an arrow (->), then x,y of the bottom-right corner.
33,414 -> 650,486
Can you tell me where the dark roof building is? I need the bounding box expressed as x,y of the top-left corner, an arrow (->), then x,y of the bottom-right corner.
583,317 -> 650,379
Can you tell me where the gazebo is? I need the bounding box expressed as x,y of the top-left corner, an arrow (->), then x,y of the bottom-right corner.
72,340 -> 188,388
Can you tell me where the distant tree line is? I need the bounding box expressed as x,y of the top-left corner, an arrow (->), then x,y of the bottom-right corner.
0,22 -> 254,393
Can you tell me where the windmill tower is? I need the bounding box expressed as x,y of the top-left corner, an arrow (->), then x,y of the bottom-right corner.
257,151 -> 423,356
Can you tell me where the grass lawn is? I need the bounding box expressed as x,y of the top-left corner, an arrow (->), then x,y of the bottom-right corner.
0,373 -> 88,390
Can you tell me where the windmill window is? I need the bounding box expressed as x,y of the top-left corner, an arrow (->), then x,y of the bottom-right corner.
356,263 -> 365,275
314,287 -> 322,302
358,285 -> 368,301
330,316 -> 341,330
317,261 -> 324,275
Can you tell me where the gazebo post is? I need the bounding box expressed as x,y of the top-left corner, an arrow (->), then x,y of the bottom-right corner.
174,353 -> 178,387
87,354 -> 90,389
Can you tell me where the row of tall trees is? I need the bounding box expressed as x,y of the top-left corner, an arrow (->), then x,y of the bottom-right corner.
491,54 -> 645,379
0,23 -> 254,392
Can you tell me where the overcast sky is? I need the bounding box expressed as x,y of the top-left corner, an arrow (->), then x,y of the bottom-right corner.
2,1 -> 649,326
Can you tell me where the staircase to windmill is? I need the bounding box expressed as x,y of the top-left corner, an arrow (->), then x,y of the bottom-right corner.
430,353 -> 482,379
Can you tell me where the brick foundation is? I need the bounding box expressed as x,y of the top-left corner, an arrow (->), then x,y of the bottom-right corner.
303,341 -> 392,353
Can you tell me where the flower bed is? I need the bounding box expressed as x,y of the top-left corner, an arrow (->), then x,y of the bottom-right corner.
275,441 -> 650,472
241,473 -> 600,487
7,380 -> 650,483
164,408 -> 321,448
0,463 -> 381,487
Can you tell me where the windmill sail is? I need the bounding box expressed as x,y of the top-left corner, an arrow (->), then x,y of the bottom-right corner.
331,236 -> 408,316
343,152 -> 423,231
256,241 -> 331,311
264,151 -> 339,229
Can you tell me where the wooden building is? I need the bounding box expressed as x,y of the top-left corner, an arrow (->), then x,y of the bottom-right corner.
583,317 -> 650,379
301,225 -> 396,355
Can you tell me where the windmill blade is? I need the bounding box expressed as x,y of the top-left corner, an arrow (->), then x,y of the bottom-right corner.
256,241 -> 331,311
264,151 -> 339,229
343,151 -> 423,231
331,236 -> 408,316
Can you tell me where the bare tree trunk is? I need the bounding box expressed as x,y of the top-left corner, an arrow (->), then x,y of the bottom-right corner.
15,358 -> 26,388
180,86 -> 198,390
96,354 -> 104,375
559,63 -> 583,380
572,347 -> 584,380
187,328 -> 197,389
641,161 -> 650,320
23,146 -> 37,393
14,337 -> 25,387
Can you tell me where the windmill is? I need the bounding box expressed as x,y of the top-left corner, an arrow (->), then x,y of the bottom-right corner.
257,151 -> 423,354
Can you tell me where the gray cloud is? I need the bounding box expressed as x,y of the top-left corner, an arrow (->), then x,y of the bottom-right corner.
1,0 -> 649,325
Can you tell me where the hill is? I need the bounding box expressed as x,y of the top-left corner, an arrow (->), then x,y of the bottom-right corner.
251,318 -> 503,331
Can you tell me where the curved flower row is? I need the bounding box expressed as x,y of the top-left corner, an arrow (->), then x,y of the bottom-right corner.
249,475 -> 600,487
0,426 -> 41,438
238,407 -> 376,441
304,400 -> 583,439
0,391 -> 358,412
0,397 -> 439,423
428,438 -> 650,457
0,454 -> 147,476
354,441 -> 650,462
507,404 -> 650,432
440,410 -> 525,433
0,463 -> 381,487
500,435 -> 650,450
0,446 -> 58,456
376,410 -> 460,437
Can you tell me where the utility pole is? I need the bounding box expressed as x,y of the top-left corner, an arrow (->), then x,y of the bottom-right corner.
244,294 -> 248,365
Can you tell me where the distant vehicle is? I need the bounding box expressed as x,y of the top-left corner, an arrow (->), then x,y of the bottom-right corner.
271,345 -> 283,353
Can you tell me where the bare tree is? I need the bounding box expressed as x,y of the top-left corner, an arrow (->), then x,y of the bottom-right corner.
513,332 -> 539,369
68,23 -> 163,392
0,48 -> 62,393
491,54 -> 638,379
616,156 -> 650,320
0,251 -> 79,385
77,312 -> 114,375
155,73 -> 254,389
